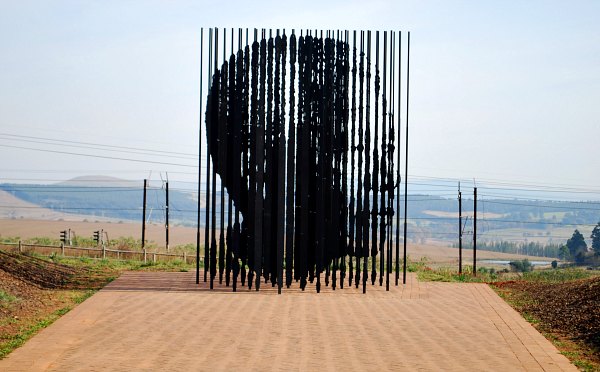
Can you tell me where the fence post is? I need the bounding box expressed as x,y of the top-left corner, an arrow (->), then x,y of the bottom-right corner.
153,252 -> 156,263
183,251 -> 187,264
102,243 -> 106,259
18,240 -> 22,253
143,248 -> 147,263
61,242 -> 65,256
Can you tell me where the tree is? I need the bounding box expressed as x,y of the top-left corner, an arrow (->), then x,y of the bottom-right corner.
566,229 -> 587,264
591,222 -> 600,255
558,245 -> 570,261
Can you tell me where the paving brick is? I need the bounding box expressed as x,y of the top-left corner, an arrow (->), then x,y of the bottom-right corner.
0,271 -> 577,371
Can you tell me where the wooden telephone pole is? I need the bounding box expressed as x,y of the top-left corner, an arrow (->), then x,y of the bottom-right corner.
473,187 -> 477,276
458,183 -> 462,274
142,179 -> 147,250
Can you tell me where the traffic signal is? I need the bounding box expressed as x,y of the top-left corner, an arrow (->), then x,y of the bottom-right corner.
93,231 -> 100,243
60,230 -> 67,243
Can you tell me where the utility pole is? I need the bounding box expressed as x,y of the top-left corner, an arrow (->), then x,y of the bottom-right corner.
473,187 -> 477,276
458,183 -> 462,274
165,181 -> 170,252
142,179 -> 147,250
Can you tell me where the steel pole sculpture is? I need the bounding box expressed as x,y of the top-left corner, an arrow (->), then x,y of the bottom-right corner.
395,31 -> 401,286
196,28 -> 203,284
348,30 -> 357,288
403,32 -> 410,285
199,28 -> 410,293
203,28 -> 212,284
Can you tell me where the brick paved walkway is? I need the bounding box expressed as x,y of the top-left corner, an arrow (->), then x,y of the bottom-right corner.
1,271 -> 575,371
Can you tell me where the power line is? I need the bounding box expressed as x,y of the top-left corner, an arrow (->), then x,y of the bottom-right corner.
479,218 -> 598,227
0,144 -> 198,168
0,135 -> 197,160
0,133 -> 198,157
478,192 -> 600,202
408,174 -> 600,194
483,199 -> 600,211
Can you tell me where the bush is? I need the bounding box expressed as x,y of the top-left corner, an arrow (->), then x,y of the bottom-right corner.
509,259 -> 533,273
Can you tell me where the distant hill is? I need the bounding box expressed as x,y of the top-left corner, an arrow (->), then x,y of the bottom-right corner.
400,194 -> 599,246
1,177 -> 599,244
0,176 -> 200,226
0,189 -> 109,221
56,175 -> 139,188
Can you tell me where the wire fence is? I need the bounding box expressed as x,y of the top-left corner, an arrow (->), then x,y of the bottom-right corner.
0,241 -> 201,265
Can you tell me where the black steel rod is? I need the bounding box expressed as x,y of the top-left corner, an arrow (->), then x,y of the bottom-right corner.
348,30 -> 357,288
403,31 -> 409,285
247,29 -> 259,289
380,31 -> 387,287
285,31 -> 296,289
231,27 -> 244,292
196,28 -> 203,284
395,31 -> 401,286
276,32 -> 285,294
372,31 -> 379,287
219,28 -> 227,285
355,31 -> 364,289
363,30 -> 371,294
340,29 -> 350,289
385,30 -> 391,291
210,27 -> 219,290
254,30 -> 266,291
204,28 -> 213,283
389,30 -> 396,287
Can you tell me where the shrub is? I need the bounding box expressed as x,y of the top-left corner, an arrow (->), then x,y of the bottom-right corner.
509,259 -> 533,273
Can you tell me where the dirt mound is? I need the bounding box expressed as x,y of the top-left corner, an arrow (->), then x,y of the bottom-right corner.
0,251 -> 109,290
0,268 -> 54,315
0,251 -> 80,289
496,277 -> 600,349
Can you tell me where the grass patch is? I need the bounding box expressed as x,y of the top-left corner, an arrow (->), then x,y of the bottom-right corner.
413,258 -> 600,369
573,359 -> 596,371
1,313 -> 61,358
492,274 -> 600,371
0,290 -> 17,307
0,290 -> 96,359
413,261 -> 599,285
0,250 -> 198,359
416,265 -> 504,283
49,255 -> 198,273
521,268 -> 598,283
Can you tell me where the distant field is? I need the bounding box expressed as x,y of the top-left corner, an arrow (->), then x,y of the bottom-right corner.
480,226 -> 594,245
0,218 -> 201,248
422,210 -> 504,219
399,243 -> 556,266
0,218 -> 555,266
0,190 -> 117,222
542,211 -> 567,220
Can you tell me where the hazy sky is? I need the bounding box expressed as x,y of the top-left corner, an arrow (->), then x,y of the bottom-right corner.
1,1 -> 599,196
